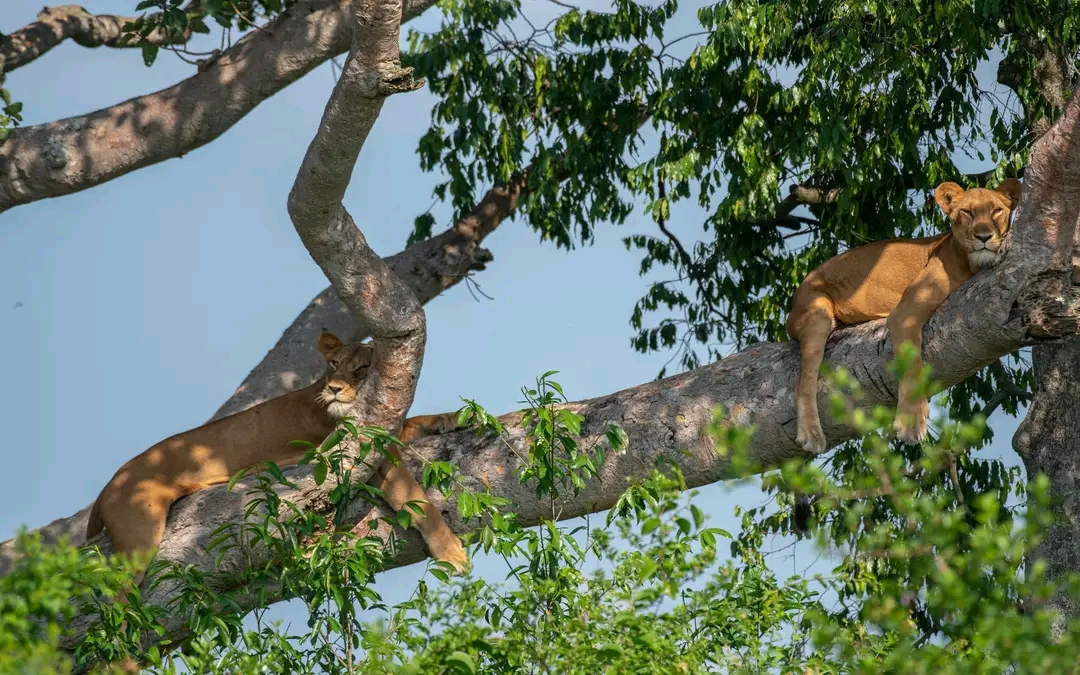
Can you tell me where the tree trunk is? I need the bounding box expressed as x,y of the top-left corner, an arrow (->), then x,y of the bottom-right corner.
1014,336 -> 1080,635
1,80 -> 1076,663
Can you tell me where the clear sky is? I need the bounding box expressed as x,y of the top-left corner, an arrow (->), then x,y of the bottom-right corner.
0,0 -> 1024,636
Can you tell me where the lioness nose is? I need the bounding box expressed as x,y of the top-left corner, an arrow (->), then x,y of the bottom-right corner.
974,233 -> 992,243
327,383 -> 343,394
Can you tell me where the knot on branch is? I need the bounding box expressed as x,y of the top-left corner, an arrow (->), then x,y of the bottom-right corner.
1010,271 -> 1080,341
375,64 -> 423,97
468,247 -> 494,271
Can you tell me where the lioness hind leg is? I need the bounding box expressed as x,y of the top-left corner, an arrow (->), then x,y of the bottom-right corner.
378,414 -> 470,574
95,491 -> 170,611
101,493 -> 171,589
786,291 -> 836,455
377,455 -> 469,574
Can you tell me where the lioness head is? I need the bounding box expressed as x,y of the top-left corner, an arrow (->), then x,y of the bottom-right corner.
316,332 -> 375,420
935,178 -> 1022,270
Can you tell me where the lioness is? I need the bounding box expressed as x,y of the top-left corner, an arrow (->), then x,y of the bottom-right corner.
787,178 -> 1022,454
86,332 -> 469,582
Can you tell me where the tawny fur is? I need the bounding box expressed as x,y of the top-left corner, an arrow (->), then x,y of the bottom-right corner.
786,178 -> 1023,454
86,332 -> 469,583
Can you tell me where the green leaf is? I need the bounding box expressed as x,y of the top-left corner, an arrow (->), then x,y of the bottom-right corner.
320,428 -> 348,452
141,42 -> 159,67
445,651 -> 477,674
188,16 -> 211,33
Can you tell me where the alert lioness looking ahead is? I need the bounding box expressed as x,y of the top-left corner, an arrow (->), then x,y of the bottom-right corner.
86,332 -> 469,581
786,178 -> 1022,454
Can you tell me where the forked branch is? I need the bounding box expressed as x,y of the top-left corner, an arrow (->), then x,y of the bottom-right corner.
0,0 -> 440,214
286,0 -> 426,456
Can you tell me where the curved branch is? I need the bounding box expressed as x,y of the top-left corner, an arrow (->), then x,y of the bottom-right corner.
0,0 -> 439,214
1,4 -> 192,75
212,109 -> 650,420
0,147 -> 539,577
43,83 -> 1080,658
62,233 -> 1080,660
286,0 -> 425,440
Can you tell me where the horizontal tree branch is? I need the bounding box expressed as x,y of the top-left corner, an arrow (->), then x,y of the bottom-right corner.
1,4 -> 192,76
54,83 -> 1080,659
0,103 -> 649,570
0,0 -> 438,214
60,244 -> 1080,658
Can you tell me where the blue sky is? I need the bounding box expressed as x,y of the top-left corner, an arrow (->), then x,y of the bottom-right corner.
0,0 -> 1025,635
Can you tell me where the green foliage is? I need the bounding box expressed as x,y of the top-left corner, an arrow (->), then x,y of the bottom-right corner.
122,0 -> 292,56
4,366 -> 1080,673
5,0 -> 1080,671
402,0 -> 1075,387
0,81 -> 23,145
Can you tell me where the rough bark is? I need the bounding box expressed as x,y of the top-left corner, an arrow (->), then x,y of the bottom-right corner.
0,157 -> 545,571
0,0 -> 438,213
1,4 -> 192,76
285,0 -> 425,444
1014,337 -> 1080,635
1003,35 -> 1080,633
33,84 -> 1080,656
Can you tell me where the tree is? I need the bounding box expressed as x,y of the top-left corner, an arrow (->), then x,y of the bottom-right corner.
1,0 -> 1079,668
6,377 -> 1080,673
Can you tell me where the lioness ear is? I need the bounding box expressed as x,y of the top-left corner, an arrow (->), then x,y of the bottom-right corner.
355,343 -> 375,365
317,332 -> 344,358
934,181 -> 964,214
994,178 -> 1022,208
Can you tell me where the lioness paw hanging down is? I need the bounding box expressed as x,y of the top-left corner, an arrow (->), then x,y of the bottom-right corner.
86,332 -> 470,583
786,178 -> 1022,454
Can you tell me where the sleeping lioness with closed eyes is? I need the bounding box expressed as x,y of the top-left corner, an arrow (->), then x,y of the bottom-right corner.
787,178 -> 1023,453
86,332 -> 469,584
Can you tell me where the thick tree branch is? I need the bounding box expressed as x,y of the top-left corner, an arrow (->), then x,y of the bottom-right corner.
1003,34 -> 1080,634
42,87 -> 1080,656
285,0 -> 425,441
62,258 -> 1080,658
0,147 -> 547,575
0,0 -> 438,214
1,4 -> 192,76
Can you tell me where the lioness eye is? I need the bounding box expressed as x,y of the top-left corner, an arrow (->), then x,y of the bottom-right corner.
959,209 -> 972,218
993,208 -> 1003,216
328,360 -> 339,370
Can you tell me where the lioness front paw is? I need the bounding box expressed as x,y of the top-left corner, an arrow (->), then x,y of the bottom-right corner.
428,529 -> 470,576
893,398 -> 928,445
795,420 -> 827,455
